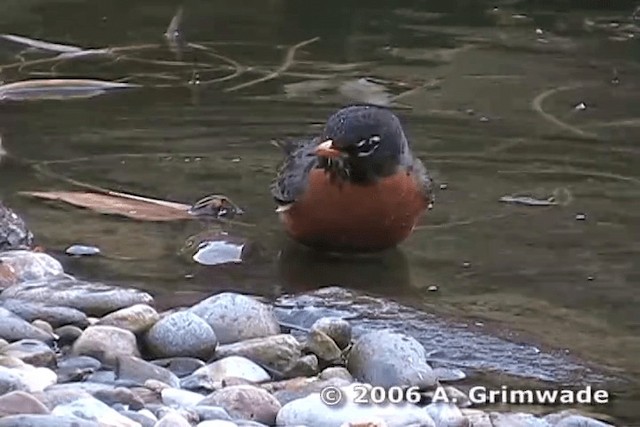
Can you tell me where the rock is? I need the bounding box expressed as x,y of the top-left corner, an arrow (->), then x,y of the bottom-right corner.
310,317 -> 352,349
56,356 -> 102,383
347,330 -> 437,389
0,308 -> 55,343
0,204 -> 33,251
52,396 -> 143,426
0,391 -> 49,416
214,334 -> 302,375
93,387 -> 145,410
319,367 -> 353,382
66,245 -> 101,256
0,339 -> 7,349
0,414 -> 100,427
55,325 -> 84,347
154,411 -> 190,427
0,364 -> 56,392
119,410 -> 157,427
461,409 -> 491,427
85,370 -> 117,384
116,355 -> 180,388
199,385 -> 281,425
339,418 -> 388,427
0,251 -> 61,285
1,339 -> 56,368
151,357 -> 205,377
97,304 -> 159,334
197,421 -> 239,427
272,377 -> 352,406
304,329 -> 343,363
1,276 -> 153,316
287,354 -> 319,377
161,387 -> 205,407
144,311 -> 217,359
181,356 -> 270,390
427,386 -> 471,408
425,403 -> 469,427
544,412 -> 614,427
32,385 -> 94,410
432,367 -> 466,383
190,293 -> 280,344
194,405 -> 233,421
72,326 -> 140,366
153,407 -> 198,424
1,298 -> 89,328
489,412 -> 549,427
31,320 -> 53,335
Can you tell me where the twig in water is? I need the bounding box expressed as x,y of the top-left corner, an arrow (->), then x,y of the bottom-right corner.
224,36 -> 320,92
531,84 -> 598,139
189,43 -> 247,84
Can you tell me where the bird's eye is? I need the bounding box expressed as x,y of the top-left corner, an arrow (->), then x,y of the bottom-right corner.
355,135 -> 381,157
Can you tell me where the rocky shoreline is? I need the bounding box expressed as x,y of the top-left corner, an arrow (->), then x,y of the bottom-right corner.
0,203 -> 617,427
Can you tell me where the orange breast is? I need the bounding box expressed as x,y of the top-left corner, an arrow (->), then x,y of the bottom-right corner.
279,168 -> 428,252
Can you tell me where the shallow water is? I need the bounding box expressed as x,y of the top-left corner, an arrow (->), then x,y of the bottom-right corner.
0,0 -> 639,423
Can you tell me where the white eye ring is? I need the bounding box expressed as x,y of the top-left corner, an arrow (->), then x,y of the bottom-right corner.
355,135 -> 381,157
356,135 -> 381,148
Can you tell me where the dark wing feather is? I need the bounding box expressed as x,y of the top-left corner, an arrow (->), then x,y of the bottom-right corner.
270,138 -> 319,205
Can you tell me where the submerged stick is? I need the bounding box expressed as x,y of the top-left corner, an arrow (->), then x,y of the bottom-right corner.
531,84 -> 598,139
0,34 -> 83,53
224,36 -> 320,92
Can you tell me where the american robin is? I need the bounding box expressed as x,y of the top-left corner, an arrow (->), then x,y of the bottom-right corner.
271,104 -> 434,252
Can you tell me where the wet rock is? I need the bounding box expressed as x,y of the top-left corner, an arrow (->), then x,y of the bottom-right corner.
0,203 -> 34,251
1,277 -> 153,316
1,339 -> 55,368
72,326 -> 140,366
51,396 -> 141,426
199,385 -> 281,425
161,387 -> 205,407
55,325 -> 84,347
432,367 -> 466,383
276,383 -> 436,427
151,357 -> 205,377
31,320 -> 53,335
154,411 -> 191,427
310,317 -> 352,349
182,356 -> 270,390
190,293 -> 280,344
304,329 -> 343,363
490,412 -> 549,427
0,414 -> 100,427
194,405 -> 233,421
0,251 -> 62,286
1,298 -> 89,328
93,387 -> 145,410
116,355 -> 180,388
0,391 -> 49,416
0,364 -> 56,392
214,334 -> 302,375
97,304 -> 159,334
425,403 -> 469,427
0,307 -> 55,343
145,311 -> 217,359
347,330 -> 437,389
66,245 -> 101,256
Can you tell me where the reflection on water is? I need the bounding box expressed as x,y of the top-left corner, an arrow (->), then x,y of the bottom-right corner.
0,0 -> 639,423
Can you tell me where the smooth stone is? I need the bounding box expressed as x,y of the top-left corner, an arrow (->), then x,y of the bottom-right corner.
432,367 -> 467,383
1,339 -> 56,368
182,356 -> 270,390
545,412 -> 614,427
153,407 -> 198,424
52,396 -> 142,427
31,320 -> 53,335
72,326 -> 140,366
272,377 -> 351,406
0,251 -> 61,283
153,412 -> 190,427
94,387 -> 145,410
489,412 -> 550,427
66,245 -> 101,256
0,368 -> 29,394
426,386 -> 471,408
194,405 -> 233,421
461,409 -> 491,427
86,370 -> 117,384
161,388 -> 205,407
347,330 -> 437,389
0,414 -> 100,427
287,354 -> 319,377
0,339 -> 7,349
339,418 -> 388,427
151,357 -> 205,377
128,387 -> 162,406
0,364 -> 56,392
425,403 -> 469,427
119,410 -> 157,427
1,298 -> 89,328
0,391 -> 49,416
276,383 -> 436,427
145,311 -> 217,359
310,317 -> 352,349
214,334 -> 302,375
55,325 -> 84,347
56,356 -> 102,383
32,386 -> 94,410
304,329 -> 343,363
0,276 -> 154,316
198,421 -> 239,427
116,355 -> 180,388
97,304 -> 159,334
199,385 -> 281,425
190,293 -> 280,344
0,308 -> 54,343
319,367 -> 353,382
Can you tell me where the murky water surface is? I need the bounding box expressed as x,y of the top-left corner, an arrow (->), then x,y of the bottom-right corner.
0,0 -> 639,423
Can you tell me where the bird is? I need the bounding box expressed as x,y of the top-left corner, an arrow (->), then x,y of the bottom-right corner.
270,104 -> 434,253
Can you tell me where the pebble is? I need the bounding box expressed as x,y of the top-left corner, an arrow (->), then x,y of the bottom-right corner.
1,298 -> 89,328
72,325 -> 140,366
288,354 -> 319,377
0,390 -> 49,416
575,213 -> 587,221
347,330 -> 437,389
55,325 -> 84,347
0,204 -> 34,251
66,244 -> 101,256
0,414 -> 101,427
0,307 -> 55,343
154,411 -> 191,427
145,311 -> 217,359
0,251 -> 62,283
51,396 -> 142,426
161,387 -> 205,407
309,317 -> 352,350
181,356 -> 270,391
214,334 -> 302,375
489,412 -> 548,427
304,329 -> 343,363
0,363 -> 57,392
544,411 -> 614,427
151,357 -> 205,378
93,387 -> 145,410
190,292 -> 280,344
119,410 -> 157,427
197,421 -> 239,427
97,304 -> 159,334
199,385 -> 281,425
425,402 -> 469,427
115,355 -> 180,388
31,320 -> 53,335
194,405 -> 233,421
1,339 -> 56,368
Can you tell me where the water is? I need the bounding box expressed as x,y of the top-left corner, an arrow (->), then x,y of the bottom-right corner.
1,0 -> 639,423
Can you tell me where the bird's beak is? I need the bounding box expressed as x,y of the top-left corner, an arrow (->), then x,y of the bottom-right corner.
315,139 -> 343,159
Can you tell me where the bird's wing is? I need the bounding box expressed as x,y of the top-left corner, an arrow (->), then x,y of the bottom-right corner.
411,156 -> 435,205
270,138 -> 319,206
